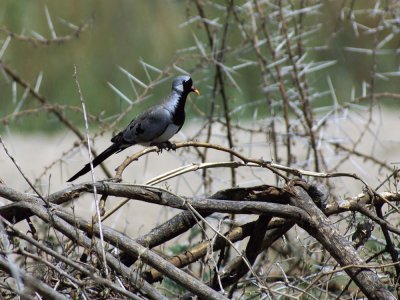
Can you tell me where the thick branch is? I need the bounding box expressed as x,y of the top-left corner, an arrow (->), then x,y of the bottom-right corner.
290,184 -> 394,300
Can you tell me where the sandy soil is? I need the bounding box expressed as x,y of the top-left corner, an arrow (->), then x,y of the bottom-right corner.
1,110 -> 399,239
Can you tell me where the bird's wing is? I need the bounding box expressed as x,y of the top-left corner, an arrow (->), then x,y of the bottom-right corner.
120,106 -> 173,145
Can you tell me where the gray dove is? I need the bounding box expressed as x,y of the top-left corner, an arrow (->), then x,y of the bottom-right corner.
67,75 -> 199,182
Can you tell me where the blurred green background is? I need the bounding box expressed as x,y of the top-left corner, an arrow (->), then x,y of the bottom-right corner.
0,0 -> 399,132
0,0 -> 197,132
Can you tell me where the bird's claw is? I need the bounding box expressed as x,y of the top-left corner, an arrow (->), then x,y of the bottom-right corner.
167,142 -> 177,151
151,141 -> 177,151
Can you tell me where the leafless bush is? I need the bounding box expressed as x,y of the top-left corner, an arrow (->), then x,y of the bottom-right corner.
0,1 -> 400,299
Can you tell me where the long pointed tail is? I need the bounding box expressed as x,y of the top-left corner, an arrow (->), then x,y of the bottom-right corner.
67,144 -> 120,182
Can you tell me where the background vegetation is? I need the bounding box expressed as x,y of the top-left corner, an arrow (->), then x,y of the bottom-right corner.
1,0 -> 399,132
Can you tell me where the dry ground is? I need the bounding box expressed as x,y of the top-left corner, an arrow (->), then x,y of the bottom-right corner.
1,109 -> 399,239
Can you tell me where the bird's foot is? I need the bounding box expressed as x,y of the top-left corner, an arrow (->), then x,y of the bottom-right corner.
165,141 -> 177,151
151,141 -> 177,151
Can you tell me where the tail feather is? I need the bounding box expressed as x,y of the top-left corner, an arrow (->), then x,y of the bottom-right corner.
67,144 -> 120,182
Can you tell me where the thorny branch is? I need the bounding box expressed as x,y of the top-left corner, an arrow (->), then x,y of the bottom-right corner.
0,18 -> 90,46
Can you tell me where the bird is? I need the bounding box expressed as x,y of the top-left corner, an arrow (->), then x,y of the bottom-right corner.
67,75 -> 200,182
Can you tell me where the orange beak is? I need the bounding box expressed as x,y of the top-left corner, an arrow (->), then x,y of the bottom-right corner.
191,87 -> 200,96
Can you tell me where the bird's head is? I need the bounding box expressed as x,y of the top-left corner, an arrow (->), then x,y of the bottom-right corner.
172,75 -> 200,96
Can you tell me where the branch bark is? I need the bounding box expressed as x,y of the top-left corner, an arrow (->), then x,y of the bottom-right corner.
289,183 -> 395,300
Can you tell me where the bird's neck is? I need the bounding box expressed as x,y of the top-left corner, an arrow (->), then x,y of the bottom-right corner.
165,91 -> 188,125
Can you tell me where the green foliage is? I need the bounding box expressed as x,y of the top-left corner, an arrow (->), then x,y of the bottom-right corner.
168,243 -> 189,256
0,1 -> 192,132
160,277 -> 187,297
1,1 -> 399,132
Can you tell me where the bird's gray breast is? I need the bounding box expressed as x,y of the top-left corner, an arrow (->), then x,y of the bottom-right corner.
151,123 -> 180,143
